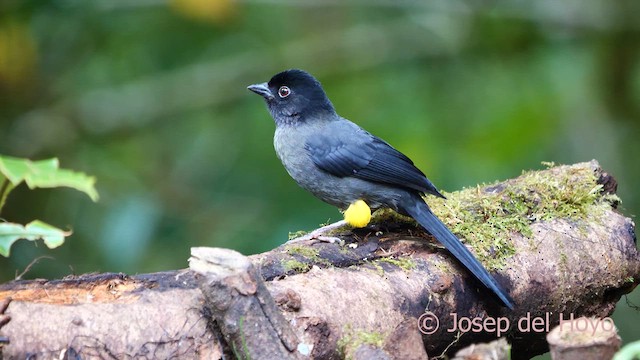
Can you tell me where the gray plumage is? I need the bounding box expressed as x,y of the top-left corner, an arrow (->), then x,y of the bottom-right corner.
248,69 -> 514,309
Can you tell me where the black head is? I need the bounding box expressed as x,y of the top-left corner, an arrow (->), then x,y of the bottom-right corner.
248,69 -> 335,124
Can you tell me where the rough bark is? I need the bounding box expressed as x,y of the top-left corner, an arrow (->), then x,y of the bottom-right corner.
451,338 -> 510,360
546,317 -> 621,360
189,247 -> 302,360
0,161 -> 638,360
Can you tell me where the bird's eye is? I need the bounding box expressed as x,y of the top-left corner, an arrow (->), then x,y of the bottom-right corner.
278,86 -> 291,98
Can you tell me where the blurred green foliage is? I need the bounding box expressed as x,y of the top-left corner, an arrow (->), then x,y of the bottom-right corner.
0,155 -> 98,256
0,0 -> 638,354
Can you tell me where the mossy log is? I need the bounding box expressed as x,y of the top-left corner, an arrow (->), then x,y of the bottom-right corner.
0,161 -> 638,359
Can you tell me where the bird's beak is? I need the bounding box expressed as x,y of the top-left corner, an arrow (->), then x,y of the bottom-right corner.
247,82 -> 274,100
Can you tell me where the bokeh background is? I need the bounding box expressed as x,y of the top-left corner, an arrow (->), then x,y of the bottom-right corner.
1,0 -> 638,357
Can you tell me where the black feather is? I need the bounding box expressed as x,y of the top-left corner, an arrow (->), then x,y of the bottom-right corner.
305,122 -> 445,198
402,195 -> 515,309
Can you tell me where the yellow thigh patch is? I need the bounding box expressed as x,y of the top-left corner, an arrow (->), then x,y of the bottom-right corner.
343,200 -> 372,228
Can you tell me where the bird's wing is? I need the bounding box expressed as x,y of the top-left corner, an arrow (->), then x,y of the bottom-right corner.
304,121 -> 444,197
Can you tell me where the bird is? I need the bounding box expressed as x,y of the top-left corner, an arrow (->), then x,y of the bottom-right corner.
247,69 -> 514,309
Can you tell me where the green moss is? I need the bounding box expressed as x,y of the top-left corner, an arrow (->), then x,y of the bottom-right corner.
285,244 -> 320,259
370,208 -> 416,226
376,257 -> 416,272
337,325 -> 385,359
361,260 -> 385,277
285,244 -> 332,269
283,245 -> 331,269
354,331 -> 385,347
282,259 -> 310,273
424,162 -> 615,270
287,163 -> 614,273
339,244 -> 353,255
558,242 -> 568,283
557,238 -> 567,262
433,259 -> 452,274
559,252 -> 568,267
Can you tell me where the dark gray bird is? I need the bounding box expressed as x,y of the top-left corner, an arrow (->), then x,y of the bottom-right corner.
248,69 -> 514,309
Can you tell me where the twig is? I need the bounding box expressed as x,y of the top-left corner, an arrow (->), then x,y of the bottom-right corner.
15,256 -> 54,280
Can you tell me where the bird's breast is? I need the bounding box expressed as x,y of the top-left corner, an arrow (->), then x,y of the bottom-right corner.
273,126 -> 314,183
273,125 -> 347,207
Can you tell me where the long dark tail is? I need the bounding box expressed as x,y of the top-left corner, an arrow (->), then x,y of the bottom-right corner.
401,195 -> 515,309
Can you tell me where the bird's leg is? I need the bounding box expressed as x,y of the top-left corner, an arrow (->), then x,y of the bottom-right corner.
286,200 -> 372,244
286,220 -> 348,244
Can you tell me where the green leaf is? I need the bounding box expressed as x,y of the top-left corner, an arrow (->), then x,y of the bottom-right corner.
613,340 -> 640,360
0,155 -> 99,202
0,220 -> 71,257
0,179 -> 15,213
0,156 -> 44,184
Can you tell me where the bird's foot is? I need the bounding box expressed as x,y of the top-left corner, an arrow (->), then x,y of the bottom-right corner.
286,220 -> 348,245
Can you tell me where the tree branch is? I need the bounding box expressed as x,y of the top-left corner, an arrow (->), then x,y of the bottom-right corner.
0,160 -> 637,359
